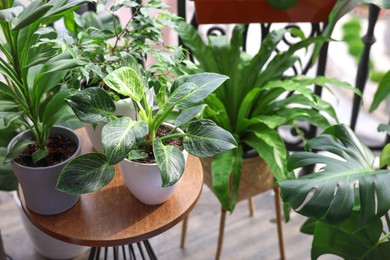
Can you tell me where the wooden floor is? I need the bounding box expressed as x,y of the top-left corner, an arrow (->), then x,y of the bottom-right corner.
0,185 -> 315,260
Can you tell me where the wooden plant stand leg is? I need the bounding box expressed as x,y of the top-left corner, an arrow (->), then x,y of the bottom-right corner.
180,216 -> 189,248
273,187 -> 286,260
248,197 -> 255,217
215,207 -> 227,260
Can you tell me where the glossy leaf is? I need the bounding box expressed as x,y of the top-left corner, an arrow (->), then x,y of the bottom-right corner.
0,111 -> 23,129
171,73 -> 229,110
370,70 -> 390,112
66,88 -> 116,124
127,150 -> 148,160
279,124 -> 390,226
103,67 -> 144,102
311,211 -> 390,259
12,3 -> 53,31
4,139 -> 35,163
43,90 -> 74,129
102,117 -> 148,165
211,147 -> 243,211
32,149 -> 48,164
0,147 -> 18,191
183,119 -> 237,158
57,153 -> 115,194
0,6 -> 23,21
153,139 -> 186,187
175,104 -> 206,127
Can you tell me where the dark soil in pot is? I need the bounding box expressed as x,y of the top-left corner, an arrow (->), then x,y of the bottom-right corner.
14,135 -> 77,167
133,124 -> 183,164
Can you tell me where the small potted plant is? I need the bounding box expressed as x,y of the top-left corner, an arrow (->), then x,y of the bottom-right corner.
57,67 -> 237,204
0,0 -> 89,215
62,0 -> 181,152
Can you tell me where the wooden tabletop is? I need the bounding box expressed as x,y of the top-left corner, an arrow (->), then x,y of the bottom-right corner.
19,128 -> 203,247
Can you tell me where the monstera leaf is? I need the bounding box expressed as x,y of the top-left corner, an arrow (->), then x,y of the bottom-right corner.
279,124 -> 390,227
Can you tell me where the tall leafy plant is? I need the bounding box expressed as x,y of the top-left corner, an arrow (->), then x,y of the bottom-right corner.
57,67 -> 237,194
0,0 -> 88,164
176,20 -> 358,211
279,124 -> 390,259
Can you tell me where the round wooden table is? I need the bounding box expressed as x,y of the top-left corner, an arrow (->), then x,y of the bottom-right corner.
19,128 -> 203,253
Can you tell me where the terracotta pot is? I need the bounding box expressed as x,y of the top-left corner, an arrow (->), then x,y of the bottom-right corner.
120,123 -> 188,205
8,126 -> 81,215
193,0 -> 337,24
200,155 -> 274,202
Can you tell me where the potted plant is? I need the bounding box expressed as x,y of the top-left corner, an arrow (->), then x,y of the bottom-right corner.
61,0 -> 183,152
175,20 -> 359,212
56,67 -> 238,204
0,0 -> 89,215
279,123 -> 390,258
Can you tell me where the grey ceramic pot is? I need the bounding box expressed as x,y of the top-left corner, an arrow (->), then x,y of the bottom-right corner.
8,126 -> 81,215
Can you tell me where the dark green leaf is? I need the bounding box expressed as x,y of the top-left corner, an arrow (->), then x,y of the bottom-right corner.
4,139 -> 35,163
267,0 -> 298,10
0,111 -> 23,129
183,119 -> 237,158
66,88 -> 116,124
57,153 -> 115,194
175,104 -> 206,127
0,147 -> 18,191
311,211 -> 387,260
32,148 -> 48,164
153,139 -> 185,187
102,117 -> 148,164
280,124 -> 390,226
12,3 -> 53,31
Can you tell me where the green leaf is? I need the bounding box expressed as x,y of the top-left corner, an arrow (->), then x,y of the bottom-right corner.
0,147 -> 18,191
171,73 -> 229,110
4,139 -> 35,163
102,117 -> 148,165
0,100 -> 18,111
0,111 -> 23,129
244,124 -> 289,181
57,153 -> 115,194
370,70 -> 390,112
40,58 -> 87,74
279,124 -> 390,226
378,124 -> 390,135
153,139 -> 185,187
127,150 -> 148,160
380,144 -> 390,168
211,147 -> 243,212
103,67 -> 144,102
12,3 -> 53,31
0,6 -> 23,21
311,211 -> 388,260
183,119 -> 237,158
299,218 -> 317,235
42,89 -> 74,129
66,88 -> 116,124
32,149 -> 48,164
175,104 -> 206,127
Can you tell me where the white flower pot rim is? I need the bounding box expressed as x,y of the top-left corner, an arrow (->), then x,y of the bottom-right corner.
8,125 -> 81,170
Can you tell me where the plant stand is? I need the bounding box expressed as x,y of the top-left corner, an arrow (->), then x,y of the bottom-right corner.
181,156 -> 285,260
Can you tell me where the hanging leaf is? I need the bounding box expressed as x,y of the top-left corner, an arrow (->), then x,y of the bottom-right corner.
279,124 -> 390,227
57,153 -> 115,194
153,139 -> 185,187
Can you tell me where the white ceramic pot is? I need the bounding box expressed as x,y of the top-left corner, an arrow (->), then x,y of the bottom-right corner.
12,192 -> 89,259
120,124 -> 188,205
8,126 -> 81,215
